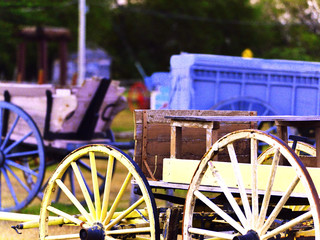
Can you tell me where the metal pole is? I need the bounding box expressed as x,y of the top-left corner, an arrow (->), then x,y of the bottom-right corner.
78,0 -> 86,86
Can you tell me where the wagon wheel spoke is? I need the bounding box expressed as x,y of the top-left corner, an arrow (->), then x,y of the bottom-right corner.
53,170 -> 68,203
1,114 -> 19,150
262,211 -> 313,240
78,159 -> 106,179
104,172 -> 132,224
251,137 -> 259,227
257,149 -> 280,229
89,151 -> 102,219
5,159 -> 38,176
0,102 -> 45,211
4,130 -> 33,154
207,160 -> 248,229
4,164 -> 30,192
55,178 -> 94,224
183,129 -> 320,240
258,140 -> 317,214
100,155 -> 115,221
39,145 -> 160,240
1,168 -> 18,205
6,149 -> 39,158
52,158 -> 107,204
259,175 -> 300,235
227,144 -> 252,221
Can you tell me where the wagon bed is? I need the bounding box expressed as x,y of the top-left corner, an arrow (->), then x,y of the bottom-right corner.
0,77 -> 127,149
0,77 -> 132,212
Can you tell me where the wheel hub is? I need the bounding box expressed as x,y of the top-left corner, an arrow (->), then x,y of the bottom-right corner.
233,230 -> 259,240
0,150 -> 5,167
80,223 -> 105,240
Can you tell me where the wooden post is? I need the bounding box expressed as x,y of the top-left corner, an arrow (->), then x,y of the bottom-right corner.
316,128 -> 320,167
16,42 -> 26,83
170,119 -> 220,159
37,39 -> 47,84
59,40 -> 68,86
170,125 -> 182,159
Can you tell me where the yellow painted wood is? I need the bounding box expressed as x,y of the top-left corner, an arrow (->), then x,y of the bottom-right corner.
40,144 -> 158,240
0,212 -> 40,222
163,158 -> 320,197
89,151 -> 101,220
46,206 -> 84,226
106,197 -> 145,230
104,172 -> 132,224
100,155 -> 114,221
55,179 -> 94,224
105,227 -> 151,235
71,162 -> 96,218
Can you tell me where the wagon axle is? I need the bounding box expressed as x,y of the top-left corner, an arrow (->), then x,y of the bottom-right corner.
79,223 -> 105,240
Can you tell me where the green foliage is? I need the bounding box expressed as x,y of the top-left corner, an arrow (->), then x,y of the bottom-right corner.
107,0 -> 268,78
1,0 -> 320,80
253,0 -> 320,61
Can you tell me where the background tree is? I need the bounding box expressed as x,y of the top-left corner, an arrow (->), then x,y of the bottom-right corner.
255,0 -> 320,61
107,0 -> 270,78
0,0 -> 320,81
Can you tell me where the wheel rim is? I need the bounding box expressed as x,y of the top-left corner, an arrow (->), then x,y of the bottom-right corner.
259,140 -> 316,165
39,144 -> 160,240
0,101 -> 45,211
183,129 -> 320,239
212,97 -> 278,134
212,97 -> 278,116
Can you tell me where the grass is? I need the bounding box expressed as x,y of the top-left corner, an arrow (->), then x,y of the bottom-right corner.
111,108 -> 135,133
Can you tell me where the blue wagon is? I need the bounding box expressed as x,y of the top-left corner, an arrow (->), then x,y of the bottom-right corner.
169,53 -> 320,116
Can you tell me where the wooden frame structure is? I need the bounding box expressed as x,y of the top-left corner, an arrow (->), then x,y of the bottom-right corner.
16,26 -> 71,85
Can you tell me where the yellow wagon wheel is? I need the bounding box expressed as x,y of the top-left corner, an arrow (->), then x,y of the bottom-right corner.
183,129 -> 320,240
39,144 -> 160,240
258,140 -> 316,164
259,140 -> 316,214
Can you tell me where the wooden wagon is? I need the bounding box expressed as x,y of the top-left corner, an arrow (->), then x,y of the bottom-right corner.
0,77 -> 132,211
1,109 -> 320,240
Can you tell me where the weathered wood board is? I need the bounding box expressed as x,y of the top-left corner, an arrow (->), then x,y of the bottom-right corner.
134,110 -> 257,180
0,78 -> 126,146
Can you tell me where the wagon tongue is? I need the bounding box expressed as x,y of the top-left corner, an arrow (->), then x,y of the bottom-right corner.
233,230 -> 259,240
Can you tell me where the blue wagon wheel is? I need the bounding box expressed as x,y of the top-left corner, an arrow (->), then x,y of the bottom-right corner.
212,97 -> 278,133
0,101 -> 45,211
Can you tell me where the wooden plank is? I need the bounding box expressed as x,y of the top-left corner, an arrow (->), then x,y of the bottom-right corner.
134,110 -> 257,124
166,115 -> 320,122
162,158 -> 320,197
0,83 -> 54,96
